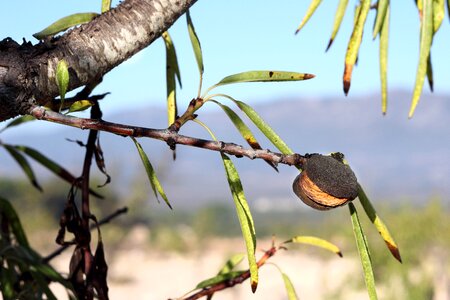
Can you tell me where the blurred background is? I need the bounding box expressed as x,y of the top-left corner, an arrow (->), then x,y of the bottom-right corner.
1,1 -> 449,299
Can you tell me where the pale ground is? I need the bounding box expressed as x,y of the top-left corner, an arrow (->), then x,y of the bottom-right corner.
47,226 -> 450,300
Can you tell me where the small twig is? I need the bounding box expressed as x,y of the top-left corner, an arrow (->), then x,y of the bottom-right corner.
30,106 -> 306,168
42,207 -> 128,263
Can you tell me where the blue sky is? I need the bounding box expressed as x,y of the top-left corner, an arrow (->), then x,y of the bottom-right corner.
1,1 -> 449,116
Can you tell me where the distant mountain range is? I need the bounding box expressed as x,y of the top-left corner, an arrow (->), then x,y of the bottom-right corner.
1,90 -> 449,209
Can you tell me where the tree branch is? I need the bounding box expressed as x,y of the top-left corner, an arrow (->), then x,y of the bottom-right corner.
0,0 -> 198,122
30,106 -> 306,167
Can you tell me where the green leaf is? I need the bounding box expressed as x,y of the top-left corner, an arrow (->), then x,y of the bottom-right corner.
349,202 -> 378,300
379,5 -> 390,114
210,100 -> 278,171
343,0 -> 371,95
295,0 -> 323,34
426,53 -> 434,92
217,253 -> 246,275
281,273 -> 299,300
56,59 -> 70,112
68,100 -> 94,113
101,0 -> 112,13
0,115 -> 35,133
162,31 -> 181,126
33,12 -> 98,39
3,144 -> 42,191
447,0 -> 450,20
0,197 -> 30,247
433,0 -> 445,33
195,271 -> 245,290
186,10 -> 204,76
221,153 -> 258,292
358,184 -> 402,262
29,270 -> 58,300
372,0 -> 389,39
131,137 -> 172,209
409,0 -> 433,118
326,0 -> 350,51
285,236 -> 342,257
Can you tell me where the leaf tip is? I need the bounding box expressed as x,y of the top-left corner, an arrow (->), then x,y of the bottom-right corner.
304,73 -> 316,80
337,251 -> 343,258
325,39 -> 334,52
251,280 -> 258,293
343,80 -> 350,95
387,242 -> 402,263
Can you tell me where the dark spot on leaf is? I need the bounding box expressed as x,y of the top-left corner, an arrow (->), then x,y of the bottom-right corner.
269,71 -> 274,78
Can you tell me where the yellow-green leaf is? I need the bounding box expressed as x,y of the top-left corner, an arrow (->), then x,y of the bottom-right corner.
68,100 -> 94,113
218,253 -> 246,275
349,202 -> 378,300
195,271 -> 245,290
343,0 -> 371,95
56,59 -> 69,112
433,0 -> 445,33
372,0 -> 389,39
33,13 -> 98,39
285,236 -> 342,257
0,115 -> 35,133
101,0 -> 112,13
3,144 -> 42,191
295,0 -> 323,34
210,100 -> 278,171
326,0 -> 350,51
221,153 -> 258,292
281,273 -> 299,300
358,184 -> 402,262
162,31 -> 181,127
409,0 -> 433,118
379,5 -> 390,114
131,137 -> 172,209
186,10 -> 203,76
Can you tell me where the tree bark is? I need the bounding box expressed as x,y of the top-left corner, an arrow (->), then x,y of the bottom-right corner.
0,0 -> 197,122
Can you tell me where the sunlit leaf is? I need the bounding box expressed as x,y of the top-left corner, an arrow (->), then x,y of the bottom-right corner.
343,0 -> 371,95
0,115 -> 35,133
101,0 -> 112,13
409,0 -> 433,118
285,236 -> 342,257
195,271 -> 245,290
326,0 -> 349,51
372,0 -> 389,39
379,5 -> 390,114
210,100 -> 278,171
281,273 -> 298,300
349,202 -> 378,300
3,144 -> 42,191
217,253 -> 246,275
162,31 -> 181,127
295,0 -> 323,34
131,137 -> 172,209
0,197 -> 30,247
33,13 -> 98,39
221,153 -> 258,292
433,0 -> 445,33
68,100 -> 94,113
358,184 -> 402,262
186,10 -> 203,76
56,59 -> 70,112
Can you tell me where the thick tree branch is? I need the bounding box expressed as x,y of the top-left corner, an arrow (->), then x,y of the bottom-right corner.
0,0 -> 198,122
30,106 -> 306,168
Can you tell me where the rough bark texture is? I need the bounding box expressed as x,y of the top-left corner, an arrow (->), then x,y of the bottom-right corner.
0,0 -> 197,122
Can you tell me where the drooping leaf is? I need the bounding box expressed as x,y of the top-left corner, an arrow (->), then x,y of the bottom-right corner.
343,0 -> 371,95
326,0 -> 350,51
217,253 -> 246,275
432,0 -> 445,33
56,59 -> 70,112
33,13 -> 98,39
0,197 -> 30,247
186,10 -> 204,76
372,0 -> 389,39
349,202 -> 378,300
210,100 -> 278,171
131,137 -> 172,209
3,144 -> 42,191
221,154 -> 258,292
281,273 -> 299,300
295,0 -> 323,34
285,236 -> 342,257
358,184 -> 402,262
409,0 -> 433,118
379,5 -> 390,114
162,31 -> 181,127
101,0 -> 112,13
68,100 -> 94,113
195,271 -> 246,290
0,115 -> 35,133
426,53 -> 434,92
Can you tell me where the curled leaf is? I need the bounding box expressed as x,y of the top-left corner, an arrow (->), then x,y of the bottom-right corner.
33,13 -> 98,39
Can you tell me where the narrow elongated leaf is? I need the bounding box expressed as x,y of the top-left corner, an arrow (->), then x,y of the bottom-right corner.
3,144 -> 42,191
68,100 -> 94,113
195,271 -> 246,290
33,13 -> 98,39
326,0 -> 350,51
379,5 -> 390,114
426,53 -> 434,92
343,0 -> 371,95
372,0 -> 389,38
285,236 -> 342,257
447,0 -> 450,19
0,115 -> 35,133
349,202 -> 378,300
12,145 -> 102,198
295,0 -> 323,34
101,0 -> 112,13
211,100 -> 278,171
409,0 -> 433,118
358,184 -> 402,262
131,137 -> 172,209
162,31 -> 181,127
218,253 -> 246,275
56,59 -> 69,112
281,273 -> 299,300
433,0 -> 445,33
221,154 -> 258,292
186,10 -> 203,76
0,197 -> 30,247
29,270 -> 58,300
